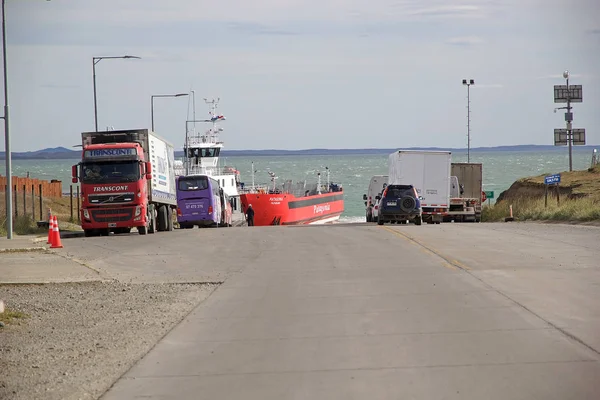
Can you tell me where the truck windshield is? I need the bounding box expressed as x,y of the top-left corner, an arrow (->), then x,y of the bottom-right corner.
178,176 -> 209,191
81,161 -> 140,184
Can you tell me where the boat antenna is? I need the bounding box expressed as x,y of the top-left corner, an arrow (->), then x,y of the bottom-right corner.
251,161 -> 256,191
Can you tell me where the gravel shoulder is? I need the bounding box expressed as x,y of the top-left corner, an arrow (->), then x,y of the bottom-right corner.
0,281 -> 219,400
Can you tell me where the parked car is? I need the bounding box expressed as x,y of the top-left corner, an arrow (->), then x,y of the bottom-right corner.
377,184 -> 422,225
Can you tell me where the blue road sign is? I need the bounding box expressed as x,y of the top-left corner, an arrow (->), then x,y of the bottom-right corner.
544,174 -> 561,185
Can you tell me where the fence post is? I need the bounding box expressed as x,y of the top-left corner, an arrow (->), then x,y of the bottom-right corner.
70,185 -> 73,222
14,185 -> 18,217
39,184 -> 43,221
32,185 -> 35,221
23,185 -> 26,217
76,186 -> 80,223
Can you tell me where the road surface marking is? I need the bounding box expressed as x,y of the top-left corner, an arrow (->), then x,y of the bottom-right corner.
379,226 -> 470,271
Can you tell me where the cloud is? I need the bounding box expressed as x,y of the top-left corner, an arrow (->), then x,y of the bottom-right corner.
535,73 -> 585,80
445,36 -> 484,46
471,84 -> 504,89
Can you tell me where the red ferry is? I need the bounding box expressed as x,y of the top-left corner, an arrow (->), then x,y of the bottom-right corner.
239,168 -> 344,226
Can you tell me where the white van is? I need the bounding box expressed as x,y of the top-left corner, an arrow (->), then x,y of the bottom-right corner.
362,175 -> 388,222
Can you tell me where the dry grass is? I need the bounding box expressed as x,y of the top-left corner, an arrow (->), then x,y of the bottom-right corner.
0,194 -> 81,236
520,165 -> 600,198
0,308 -> 28,325
482,196 -> 600,223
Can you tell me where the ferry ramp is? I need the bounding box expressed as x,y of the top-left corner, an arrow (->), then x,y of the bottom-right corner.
71,222 -> 600,399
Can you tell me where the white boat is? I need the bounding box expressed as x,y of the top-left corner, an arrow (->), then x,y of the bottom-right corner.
174,98 -> 243,213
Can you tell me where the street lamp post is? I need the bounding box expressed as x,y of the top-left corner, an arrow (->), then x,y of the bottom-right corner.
2,0 -> 50,239
462,79 -> 475,163
150,93 -> 189,132
92,55 -> 141,131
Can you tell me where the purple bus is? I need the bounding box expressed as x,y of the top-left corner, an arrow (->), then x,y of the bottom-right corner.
176,174 -> 222,228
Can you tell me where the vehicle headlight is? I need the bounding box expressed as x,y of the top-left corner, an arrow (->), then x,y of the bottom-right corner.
83,209 -> 90,219
134,206 -> 142,217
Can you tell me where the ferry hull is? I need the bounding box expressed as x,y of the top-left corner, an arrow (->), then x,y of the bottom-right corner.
240,192 -> 344,226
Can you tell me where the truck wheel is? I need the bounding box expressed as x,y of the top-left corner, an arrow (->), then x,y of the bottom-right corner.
415,216 -> 422,226
138,226 -> 147,235
148,208 -> 157,234
377,215 -> 384,225
167,207 -> 174,231
84,229 -> 94,237
157,205 -> 168,232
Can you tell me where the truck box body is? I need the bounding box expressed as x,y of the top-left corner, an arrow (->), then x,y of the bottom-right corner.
451,163 -> 482,201
387,150 -> 451,223
447,162 -> 483,222
81,129 -> 176,207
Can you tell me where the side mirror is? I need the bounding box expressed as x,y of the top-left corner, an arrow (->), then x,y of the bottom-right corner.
71,165 -> 78,183
375,195 -> 381,200
362,194 -> 367,201
145,161 -> 152,179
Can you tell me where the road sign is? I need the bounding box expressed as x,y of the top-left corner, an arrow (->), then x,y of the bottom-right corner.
554,85 -> 583,103
484,191 -> 494,199
554,129 -> 568,145
544,174 -> 561,185
553,128 -> 586,146
572,128 -> 586,145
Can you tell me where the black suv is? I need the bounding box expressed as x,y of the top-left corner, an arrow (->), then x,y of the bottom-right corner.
377,184 -> 422,226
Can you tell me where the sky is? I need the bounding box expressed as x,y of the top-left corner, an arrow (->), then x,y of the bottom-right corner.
3,0 -> 600,151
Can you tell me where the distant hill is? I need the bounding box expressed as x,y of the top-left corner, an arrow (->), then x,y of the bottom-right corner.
1,144 -> 598,160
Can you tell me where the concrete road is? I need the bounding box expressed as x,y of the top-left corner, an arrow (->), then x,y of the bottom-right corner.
60,222 -> 600,399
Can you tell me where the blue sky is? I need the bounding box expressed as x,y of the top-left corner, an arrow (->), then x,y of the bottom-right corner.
3,0 -> 599,151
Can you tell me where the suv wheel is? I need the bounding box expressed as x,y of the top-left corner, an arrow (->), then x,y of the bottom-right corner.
377,214 -> 384,225
400,197 -> 416,212
414,216 -> 422,226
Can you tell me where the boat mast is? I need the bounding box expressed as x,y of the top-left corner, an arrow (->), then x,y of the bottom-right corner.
251,161 -> 255,191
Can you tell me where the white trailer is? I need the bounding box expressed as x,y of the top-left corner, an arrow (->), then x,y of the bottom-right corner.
387,150 -> 451,224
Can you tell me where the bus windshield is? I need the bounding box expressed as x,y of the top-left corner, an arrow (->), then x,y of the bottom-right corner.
81,161 -> 140,184
178,176 -> 209,191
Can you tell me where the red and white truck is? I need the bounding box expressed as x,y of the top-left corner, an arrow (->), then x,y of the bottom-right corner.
445,162 -> 483,222
72,129 -> 177,237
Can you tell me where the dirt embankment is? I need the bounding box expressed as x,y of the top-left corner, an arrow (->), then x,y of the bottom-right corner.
497,165 -> 600,203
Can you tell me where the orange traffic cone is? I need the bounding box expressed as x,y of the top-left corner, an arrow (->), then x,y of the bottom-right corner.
51,216 -> 63,249
47,215 -> 54,244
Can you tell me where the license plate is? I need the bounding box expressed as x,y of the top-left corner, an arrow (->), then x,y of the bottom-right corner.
387,201 -> 397,206
108,223 -> 117,228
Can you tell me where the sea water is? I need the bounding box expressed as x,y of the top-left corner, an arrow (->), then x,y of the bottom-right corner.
1,148 -> 596,222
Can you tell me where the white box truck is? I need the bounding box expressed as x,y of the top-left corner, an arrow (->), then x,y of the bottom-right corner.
387,150 -> 451,224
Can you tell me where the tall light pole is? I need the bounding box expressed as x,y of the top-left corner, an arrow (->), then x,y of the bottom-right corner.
93,55 -> 141,131
2,0 -> 50,239
150,93 -> 188,132
462,79 -> 474,163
